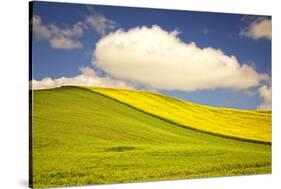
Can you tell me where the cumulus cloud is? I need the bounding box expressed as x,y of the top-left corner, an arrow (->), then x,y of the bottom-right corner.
94,25 -> 269,92
257,85 -> 272,110
31,67 -> 134,90
32,15 -> 84,49
32,13 -> 116,49
240,17 -> 272,40
49,37 -> 82,49
85,14 -> 116,36
32,15 -> 51,39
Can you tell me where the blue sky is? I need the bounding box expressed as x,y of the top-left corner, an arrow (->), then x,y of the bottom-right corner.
31,1 -> 272,110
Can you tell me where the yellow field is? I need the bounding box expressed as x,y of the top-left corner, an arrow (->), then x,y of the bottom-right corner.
86,87 -> 271,143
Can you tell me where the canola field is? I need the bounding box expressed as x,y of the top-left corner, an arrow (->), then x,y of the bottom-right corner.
30,86 -> 271,188
89,87 -> 271,143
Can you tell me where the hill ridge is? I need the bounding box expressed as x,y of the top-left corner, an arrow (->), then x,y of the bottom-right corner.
72,86 -> 271,144
31,86 -> 271,187
66,86 -> 269,145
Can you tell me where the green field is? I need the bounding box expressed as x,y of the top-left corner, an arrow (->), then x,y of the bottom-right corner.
31,86 -> 271,188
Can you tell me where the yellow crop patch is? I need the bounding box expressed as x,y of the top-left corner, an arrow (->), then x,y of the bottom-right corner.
87,87 -> 271,143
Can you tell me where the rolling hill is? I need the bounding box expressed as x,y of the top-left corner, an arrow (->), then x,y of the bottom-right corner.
88,87 -> 271,143
31,86 -> 271,188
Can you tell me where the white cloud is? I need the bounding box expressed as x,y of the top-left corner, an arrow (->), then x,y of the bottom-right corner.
94,25 -> 269,92
32,15 -> 51,39
85,14 -> 116,36
48,22 -> 84,37
257,85 -> 272,110
240,17 -> 272,40
31,67 -> 134,90
32,15 -> 84,49
32,13 -> 116,49
49,37 -> 82,49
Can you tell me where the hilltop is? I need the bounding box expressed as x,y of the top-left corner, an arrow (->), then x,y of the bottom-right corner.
86,87 -> 271,143
31,86 -> 271,187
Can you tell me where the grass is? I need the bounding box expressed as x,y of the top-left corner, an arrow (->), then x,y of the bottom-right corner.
88,87 -> 271,143
30,86 -> 271,188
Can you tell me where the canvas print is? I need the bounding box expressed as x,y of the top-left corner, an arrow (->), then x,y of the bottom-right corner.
29,1 -> 272,188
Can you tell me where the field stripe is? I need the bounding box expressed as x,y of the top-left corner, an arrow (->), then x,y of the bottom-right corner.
71,86 -> 271,145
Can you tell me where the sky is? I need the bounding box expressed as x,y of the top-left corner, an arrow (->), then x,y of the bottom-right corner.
30,1 -> 272,110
